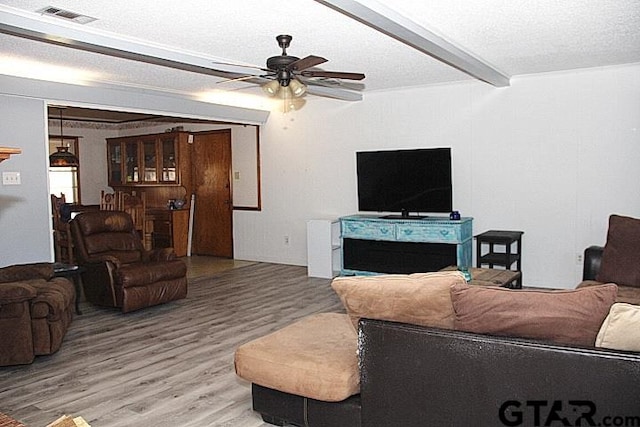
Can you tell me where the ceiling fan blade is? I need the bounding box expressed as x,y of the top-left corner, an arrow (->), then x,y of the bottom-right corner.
216,73 -> 273,84
211,60 -> 271,73
289,55 -> 328,71
300,70 -> 365,80
303,77 -> 366,92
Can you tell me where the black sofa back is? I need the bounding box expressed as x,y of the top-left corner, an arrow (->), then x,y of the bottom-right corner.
583,245 -> 604,281
359,318 -> 640,427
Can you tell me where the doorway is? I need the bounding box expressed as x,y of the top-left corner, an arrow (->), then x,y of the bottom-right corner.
191,130 -> 234,257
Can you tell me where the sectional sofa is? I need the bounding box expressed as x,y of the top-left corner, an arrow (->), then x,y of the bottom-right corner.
235,214 -> 640,426
236,273 -> 640,426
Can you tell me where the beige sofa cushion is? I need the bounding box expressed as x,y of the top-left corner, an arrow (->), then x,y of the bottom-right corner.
331,271 -> 467,331
451,283 -> 618,346
234,313 -> 358,402
596,303 -> 640,351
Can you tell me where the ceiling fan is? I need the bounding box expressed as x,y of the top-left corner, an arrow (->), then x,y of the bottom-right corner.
217,35 -> 365,101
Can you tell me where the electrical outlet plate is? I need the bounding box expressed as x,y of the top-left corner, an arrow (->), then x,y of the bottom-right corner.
2,171 -> 21,185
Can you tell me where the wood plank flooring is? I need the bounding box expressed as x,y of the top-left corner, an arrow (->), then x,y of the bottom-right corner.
0,262 -> 344,427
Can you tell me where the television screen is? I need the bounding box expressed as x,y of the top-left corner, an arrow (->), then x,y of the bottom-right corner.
356,148 -> 452,216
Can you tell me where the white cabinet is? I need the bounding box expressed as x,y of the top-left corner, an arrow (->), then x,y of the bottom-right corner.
307,219 -> 341,279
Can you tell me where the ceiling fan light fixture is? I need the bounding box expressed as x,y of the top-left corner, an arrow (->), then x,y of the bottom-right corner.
255,34 -> 362,102
262,79 -> 280,96
289,79 -> 307,97
262,78 -> 306,99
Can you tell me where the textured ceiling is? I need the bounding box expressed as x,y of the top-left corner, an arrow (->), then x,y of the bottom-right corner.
1,0 -> 639,111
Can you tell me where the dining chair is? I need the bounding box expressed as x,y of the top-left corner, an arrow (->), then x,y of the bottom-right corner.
99,190 -> 121,211
121,191 -> 148,248
50,193 -> 74,263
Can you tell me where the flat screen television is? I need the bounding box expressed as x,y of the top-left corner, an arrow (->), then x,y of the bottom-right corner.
356,147 -> 452,218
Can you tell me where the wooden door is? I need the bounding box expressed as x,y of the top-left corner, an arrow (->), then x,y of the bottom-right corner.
192,130 -> 233,257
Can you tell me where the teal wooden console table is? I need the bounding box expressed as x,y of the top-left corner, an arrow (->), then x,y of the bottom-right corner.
340,215 -> 473,275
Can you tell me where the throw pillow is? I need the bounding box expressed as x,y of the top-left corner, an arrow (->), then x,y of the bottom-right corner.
597,214 -> 640,287
450,283 -> 618,346
595,303 -> 640,351
331,271 -> 467,331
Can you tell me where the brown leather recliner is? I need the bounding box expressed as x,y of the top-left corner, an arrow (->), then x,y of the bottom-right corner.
70,210 -> 187,313
0,263 -> 75,366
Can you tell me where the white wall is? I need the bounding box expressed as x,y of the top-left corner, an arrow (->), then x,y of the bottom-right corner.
468,65 -> 640,287
0,96 -> 52,264
74,126 -> 119,205
234,64 -> 640,288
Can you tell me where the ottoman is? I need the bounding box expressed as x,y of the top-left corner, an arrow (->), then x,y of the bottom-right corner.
234,312 -> 361,426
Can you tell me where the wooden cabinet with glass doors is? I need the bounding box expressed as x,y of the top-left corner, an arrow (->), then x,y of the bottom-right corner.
107,131 -> 189,187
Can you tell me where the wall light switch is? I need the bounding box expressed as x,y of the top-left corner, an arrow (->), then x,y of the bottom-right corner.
234,171 -> 240,180
2,171 -> 21,185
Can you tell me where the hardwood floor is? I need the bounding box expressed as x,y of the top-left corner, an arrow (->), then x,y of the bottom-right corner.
0,261 -> 345,427
182,255 -> 258,279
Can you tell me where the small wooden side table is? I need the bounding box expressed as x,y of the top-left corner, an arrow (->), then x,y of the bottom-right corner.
468,267 -> 522,289
442,266 -> 522,289
53,262 -> 84,315
474,230 -> 524,286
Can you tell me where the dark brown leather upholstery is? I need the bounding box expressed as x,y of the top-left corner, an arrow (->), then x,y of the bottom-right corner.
71,210 -> 187,313
0,263 -> 74,366
252,384 -> 361,427
359,319 -> 640,427
583,245 -> 604,281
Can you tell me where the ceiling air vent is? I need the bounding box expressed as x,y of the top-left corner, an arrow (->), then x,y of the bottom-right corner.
36,6 -> 97,24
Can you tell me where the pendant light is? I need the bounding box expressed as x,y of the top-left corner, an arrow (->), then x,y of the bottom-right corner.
49,108 -> 79,167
